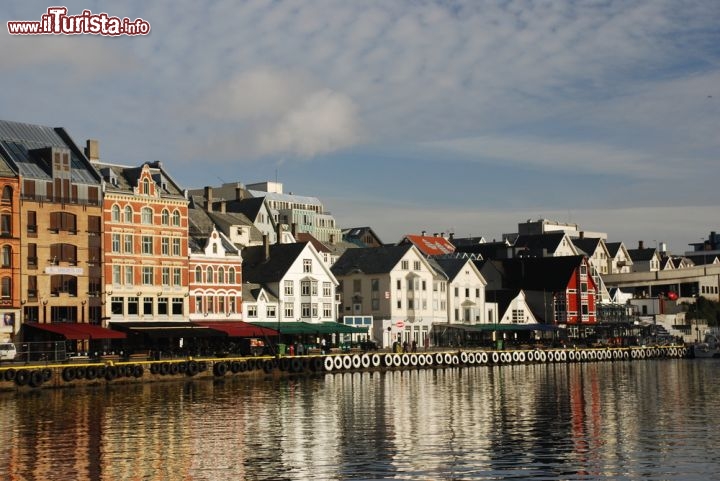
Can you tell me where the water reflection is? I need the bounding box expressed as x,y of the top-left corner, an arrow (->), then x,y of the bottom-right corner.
1,360 -> 719,480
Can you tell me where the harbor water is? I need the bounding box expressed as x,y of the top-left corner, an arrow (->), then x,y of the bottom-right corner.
1,359 -> 718,480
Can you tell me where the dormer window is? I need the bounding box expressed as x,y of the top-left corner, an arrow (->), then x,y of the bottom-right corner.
142,178 -> 150,195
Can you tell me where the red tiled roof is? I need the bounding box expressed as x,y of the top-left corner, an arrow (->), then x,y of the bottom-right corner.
403,235 -> 456,256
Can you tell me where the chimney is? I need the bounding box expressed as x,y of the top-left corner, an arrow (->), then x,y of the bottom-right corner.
85,139 -> 100,162
235,186 -> 243,201
204,186 -> 213,212
449,232 -> 454,241
291,223 -> 297,238
579,231 -> 584,239
638,240 -> 644,250
219,200 -> 226,213
433,233 -> 438,237
276,223 -> 283,245
421,230 -> 426,236
262,234 -> 270,261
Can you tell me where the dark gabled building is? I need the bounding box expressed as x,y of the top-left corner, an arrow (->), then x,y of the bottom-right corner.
342,226 -> 384,248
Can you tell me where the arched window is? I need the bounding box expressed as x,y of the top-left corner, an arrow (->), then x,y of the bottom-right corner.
142,178 -> 150,195
195,266 -> 203,283
1,246 -> 10,267
124,205 -> 133,223
1,186 -> 12,205
141,207 -> 153,224
218,267 -> 225,284
206,266 -> 214,284
172,210 -> 181,227
111,205 -> 120,222
228,267 -> 236,284
161,209 -> 170,225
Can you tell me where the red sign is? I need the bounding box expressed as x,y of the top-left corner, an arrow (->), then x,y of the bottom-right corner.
396,321 -> 404,328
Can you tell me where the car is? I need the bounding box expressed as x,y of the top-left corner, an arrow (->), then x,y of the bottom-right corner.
0,342 -> 17,361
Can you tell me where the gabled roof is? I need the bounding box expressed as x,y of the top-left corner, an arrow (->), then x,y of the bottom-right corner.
455,241 -> 510,260
500,255 -> 586,291
342,226 -> 384,247
242,242 -> 309,284
451,236 -> 486,246
474,259 -> 505,290
513,232 -> 577,256
400,234 -> 456,256
296,232 -> 331,254
627,248 -> 658,262
331,244 -> 414,276
660,257 -> 675,270
219,197 -> 267,222
242,283 -> 278,303
207,211 -> 264,244
431,257 -> 468,281
571,237 -> 602,256
95,160 -> 186,198
524,290 -> 556,323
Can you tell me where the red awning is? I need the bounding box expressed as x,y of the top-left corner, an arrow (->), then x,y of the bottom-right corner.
25,322 -> 126,340
193,321 -> 278,338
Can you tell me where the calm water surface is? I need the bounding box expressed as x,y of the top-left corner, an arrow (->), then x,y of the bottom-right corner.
1,359 -> 719,480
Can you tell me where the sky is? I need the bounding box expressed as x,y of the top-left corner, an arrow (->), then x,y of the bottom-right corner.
2,1 -> 719,253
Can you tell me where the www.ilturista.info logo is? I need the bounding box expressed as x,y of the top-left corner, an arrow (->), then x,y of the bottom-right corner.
7,7 -> 150,36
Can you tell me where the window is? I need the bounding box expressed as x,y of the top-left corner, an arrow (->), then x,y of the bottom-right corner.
303,259 -> 312,273
311,281 -> 318,296
207,296 -> 214,313
127,297 -> 139,316
124,206 -> 133,223
247,305 -> 257,317
141,207 -> 153,224
27,211 -> 37,235
581,283 -> 588,293
301,280 -> 311,296
465,288 -> 470,297
124,234 -> 133,253
301,303 -> 311,318
476,288 -> 480,298
267,305 -> 276,318
172,298 -> 183,315
195,296 -> 203,313
401,260 -> 409,270
228,297 -> 236,314
312,304 -> 318,318
195,266 -> 203,283
112,233 -> 121,253
27,275 -> 37,299
112,265 -> 121,284
158,297 -> 168,315
581,305 -> 589,316
1,277 -> 11,299
284,280 -> 293,296
1,186 -> 11,204
172,210 -> 181,226
580,265 -> 587,275
111,297 -> 123,315
142,236 -> 153,255
49,212 -> 77,233
371,299 -> 379,310
228,267 -> 236,284
353,279 -> 361,293
512,309 -> 524,323
397,300 -> 402,309
111,205 -> 120,222
414,261 -> 420,270
396,279 -> 401,290
285,305 -> 294,318
87,215 -> 101,235
323,282 -> 332,297
218,296 -> 225,314
124,266 -> 133,286
142,266 -> 153,285
173,268 -> 181,286
142,178 -> 150,195
0,214 -> 9,237
161,209 -> 170,225
27,243 -> 37,268
172,238 -> 180,256
162,267 -> 170,286
454,287 -> 459,297
161,238 -> 169,256
1,246 -> 10,267
206,266 -> 214,284
218,267 -> 225,284
143,297 -> 153,316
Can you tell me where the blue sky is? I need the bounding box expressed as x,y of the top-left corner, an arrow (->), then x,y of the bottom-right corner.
2,1 -> 719,252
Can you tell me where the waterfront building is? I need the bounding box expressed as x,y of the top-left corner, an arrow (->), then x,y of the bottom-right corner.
431,257 -> 487,324
571,236 -> 611,303
90,145 -> 190,324
187,203 -> 243,321
605,241 -> 633,274
0,153 -> 20,343
0,121 -> 104,333
331,244 -> 446,348
242,240 -> 339,327
627,241 -> 661,272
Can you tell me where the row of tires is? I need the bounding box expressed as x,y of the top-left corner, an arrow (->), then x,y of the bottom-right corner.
320,346 -> 690,372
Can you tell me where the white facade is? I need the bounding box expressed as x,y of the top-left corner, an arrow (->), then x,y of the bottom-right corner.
444,260 -> 487,324
607,243 -> 633,274
497,291 -> 539,325
242,287 -> 279,324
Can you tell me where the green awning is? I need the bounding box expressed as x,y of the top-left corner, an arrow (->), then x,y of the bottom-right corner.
249,321 -> 368,335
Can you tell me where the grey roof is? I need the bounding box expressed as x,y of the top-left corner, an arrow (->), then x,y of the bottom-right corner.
571,238 -> 602,257
187,205 -> 240,255
341,226 -> 384,247
605,242 -> 623,257
0,119 -> 100,184
627,248 -> 658,262
207,211 -> 264,243
432,257 -> 471,282
95,160 -> 186,198
513,232 -> 569,255
242,282 -> 278,303
331,244 -> 413,276
218,197 -> 267,222
243,242 -> 309,284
